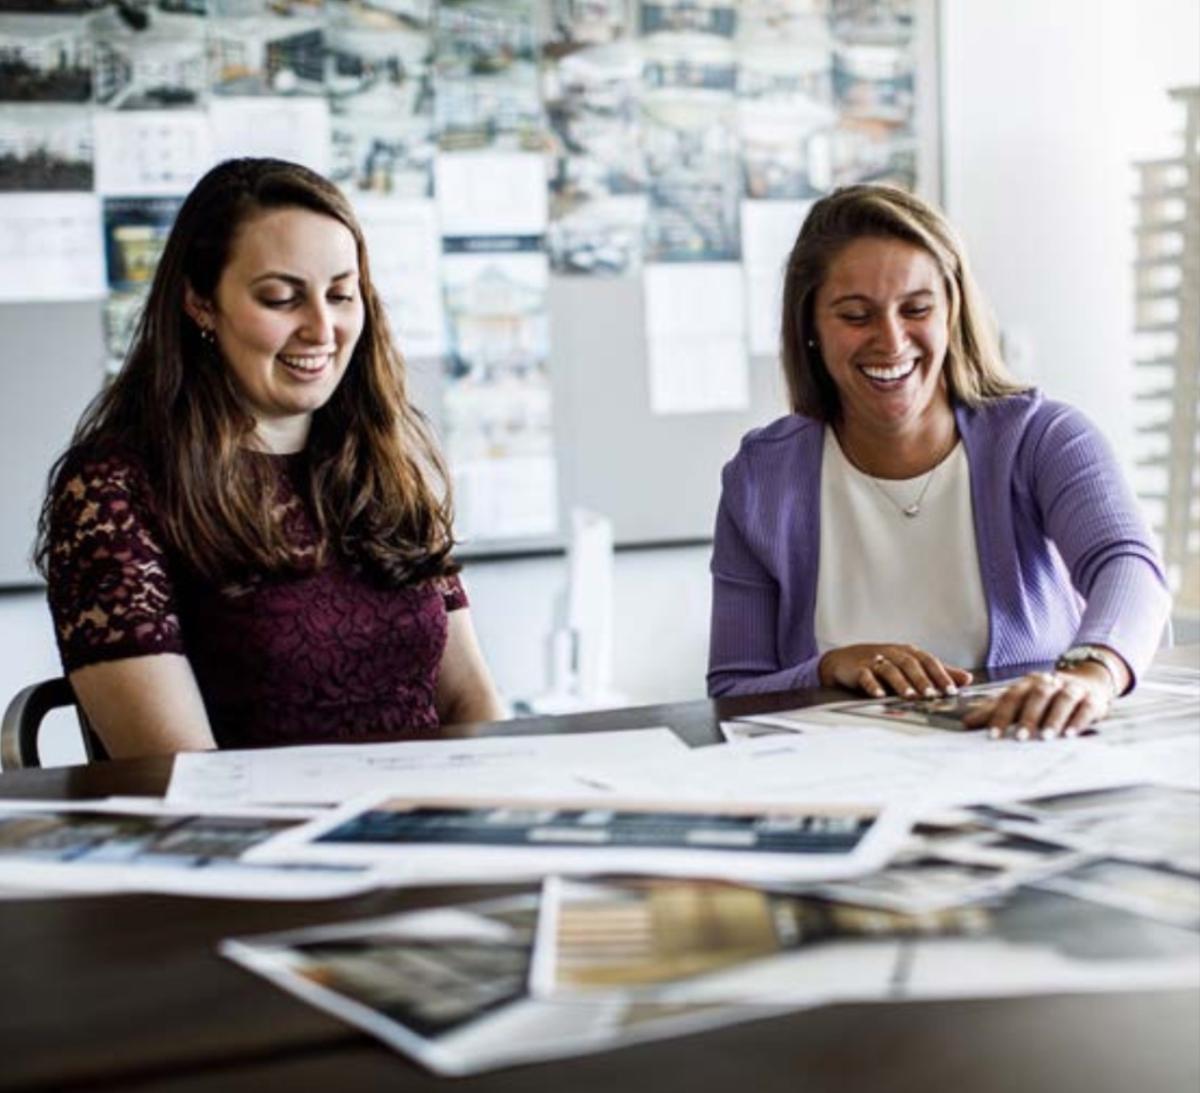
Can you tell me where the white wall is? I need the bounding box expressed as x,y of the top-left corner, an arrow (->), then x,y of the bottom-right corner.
941,0 -> 1200,473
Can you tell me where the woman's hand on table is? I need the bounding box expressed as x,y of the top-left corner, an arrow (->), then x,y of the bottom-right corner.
818,643 -> 973,699
961,662 -> 1116,741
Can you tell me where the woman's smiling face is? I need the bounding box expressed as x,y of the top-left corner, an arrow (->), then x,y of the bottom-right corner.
813,235 -> 952,441
187,205 -> 365,453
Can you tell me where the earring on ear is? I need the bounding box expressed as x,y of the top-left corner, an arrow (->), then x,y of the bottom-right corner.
197,322 -> 215,345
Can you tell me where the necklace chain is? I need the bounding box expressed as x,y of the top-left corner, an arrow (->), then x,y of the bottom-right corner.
865,464 -> 939,518
836,427 -> 955,519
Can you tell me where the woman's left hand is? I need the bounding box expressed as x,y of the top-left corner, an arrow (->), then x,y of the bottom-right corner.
961,664 -> 1114,741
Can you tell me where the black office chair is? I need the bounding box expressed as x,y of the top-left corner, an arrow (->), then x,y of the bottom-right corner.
0,677 -> 109,770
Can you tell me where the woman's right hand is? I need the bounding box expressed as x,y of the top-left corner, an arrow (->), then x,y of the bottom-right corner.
818,643 -> 973,699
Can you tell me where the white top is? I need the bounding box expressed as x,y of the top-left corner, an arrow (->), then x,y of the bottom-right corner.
814,429 -> 990,669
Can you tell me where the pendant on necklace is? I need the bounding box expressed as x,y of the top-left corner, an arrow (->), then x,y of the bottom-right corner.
902,503 -> 921,518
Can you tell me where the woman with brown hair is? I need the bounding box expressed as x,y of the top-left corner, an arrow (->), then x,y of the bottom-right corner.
707,185 -> 1170,739
38,157 -> 503,758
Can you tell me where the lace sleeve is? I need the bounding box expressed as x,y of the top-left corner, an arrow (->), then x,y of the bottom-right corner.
46,452 -> 186,672
435,572 -> 469,612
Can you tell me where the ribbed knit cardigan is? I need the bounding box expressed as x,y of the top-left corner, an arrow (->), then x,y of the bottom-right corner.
707,391 -> 1171,697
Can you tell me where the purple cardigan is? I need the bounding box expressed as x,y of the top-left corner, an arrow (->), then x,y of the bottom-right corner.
707,391 -> 1171,697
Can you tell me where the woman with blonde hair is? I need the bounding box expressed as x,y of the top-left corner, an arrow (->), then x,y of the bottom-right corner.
708,185 -> 1169,739
39,157 -> 503,758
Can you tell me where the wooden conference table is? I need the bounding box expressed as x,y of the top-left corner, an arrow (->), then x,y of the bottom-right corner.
1,670 -> 1198,1093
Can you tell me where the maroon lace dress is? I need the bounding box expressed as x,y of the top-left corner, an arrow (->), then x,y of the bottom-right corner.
46,449 -> 467,748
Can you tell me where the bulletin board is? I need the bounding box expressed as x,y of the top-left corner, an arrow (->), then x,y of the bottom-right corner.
0,0 -> 941,585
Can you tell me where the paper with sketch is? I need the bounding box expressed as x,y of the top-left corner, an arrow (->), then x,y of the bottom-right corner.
166,728 -> 688,809
0,193 -> 105,302
0,798 -> 378,900
243,790 -> 910,886
644,263 -> 749,414
209,97 -> 332,176
741,199 -> 812,355
93,110 -> 215,196
603,727 -> 1147,812
221,893 -> 792,1076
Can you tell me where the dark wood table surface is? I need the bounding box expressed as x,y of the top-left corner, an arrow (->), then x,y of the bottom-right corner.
2,672 -> 1198,1093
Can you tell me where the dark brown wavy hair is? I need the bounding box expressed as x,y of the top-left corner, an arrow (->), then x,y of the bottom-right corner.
781,184 -> 1027,420
37,157 -> 457,589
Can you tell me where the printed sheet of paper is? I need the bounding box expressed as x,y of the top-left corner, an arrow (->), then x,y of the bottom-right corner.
209,97 -> 332,176
644,263 -> 748,414
93,111 -> 215,196
243,788 -> 910,887
0,798 -> 378,900
166,728 -> 688,809
434,153 -> 548,237
603,727 -> 1152,812
0,193 -> 104,302
740,199 -> 812,355
221,893 -> 792,1077
352,195 -> 445,359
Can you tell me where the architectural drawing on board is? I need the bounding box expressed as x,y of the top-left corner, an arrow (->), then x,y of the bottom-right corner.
0,104 -> 92,190
543,11 -> 644,275
0,14 -> 92,103
432,0 -> 542,153
326,1 -> 435,196
1133,87 -> 1200,618
827,0 -> 916,189
208,14 -> 325,97
90,9 -> 207,110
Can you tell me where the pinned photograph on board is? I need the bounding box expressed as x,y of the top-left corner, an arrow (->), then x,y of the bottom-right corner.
543,0 -> 628,58
432,0 -> 542,153
0,104 -> 92,190
643,96 -> 741,262
543,35 -> 644,275
90,6 -> 207,110
208,7 -> 325,97
640,0 -> 737,39
326,5 -> 434,197
102,194 -> 181,293
0,14 -> 92,103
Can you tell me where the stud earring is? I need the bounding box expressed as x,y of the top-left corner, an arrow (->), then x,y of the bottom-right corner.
198,324 -> 215,345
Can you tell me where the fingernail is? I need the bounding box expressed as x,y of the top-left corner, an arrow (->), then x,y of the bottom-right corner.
1015,726 -> 1030,742
1040,727 -> 1055,740
987,726 -> 1002,739
904,688 -> 916,698
923,688 -> 938,698
946,685 -> 958,695
1063,727 -> 1079,738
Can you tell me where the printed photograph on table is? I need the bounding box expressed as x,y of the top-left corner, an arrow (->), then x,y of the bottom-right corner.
0,104 -> 93,190
207,4 -> 326,97
221,893 -> 788,1076
531,876 -> 987,998
0,13 -> 93,103
432,0 -> 542,153
90,5 -> 207,110
326,0 -> 435,197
